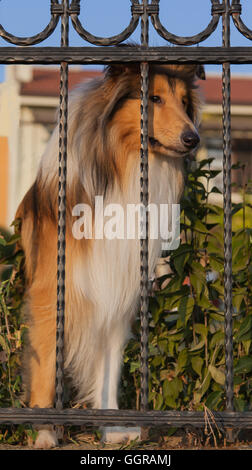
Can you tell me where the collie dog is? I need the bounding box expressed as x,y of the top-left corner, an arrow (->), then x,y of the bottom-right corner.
16,62 -> 205,448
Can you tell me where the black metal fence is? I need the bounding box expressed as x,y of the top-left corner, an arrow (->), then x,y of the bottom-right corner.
0,0 -> 252,434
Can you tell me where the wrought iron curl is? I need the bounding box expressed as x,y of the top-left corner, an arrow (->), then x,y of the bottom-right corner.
69,0 -> 140,46
231,0 -> 252,41
0,0 -> 61,46
0,1 -> 251,48
150,0 -> 222,46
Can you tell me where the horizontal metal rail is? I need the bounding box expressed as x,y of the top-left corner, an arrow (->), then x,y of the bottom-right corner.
1,46 -> 252,64
0,408 -> 252,429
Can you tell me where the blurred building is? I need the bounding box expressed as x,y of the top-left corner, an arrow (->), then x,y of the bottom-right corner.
0,65 -> 252,228
199,75 -> 252,192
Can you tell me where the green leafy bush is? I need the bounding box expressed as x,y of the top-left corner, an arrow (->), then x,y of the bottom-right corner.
121,158 -> 252,413
0,221 -> 25,410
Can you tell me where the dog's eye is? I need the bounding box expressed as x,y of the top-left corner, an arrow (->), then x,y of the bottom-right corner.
150,95 -> 162,104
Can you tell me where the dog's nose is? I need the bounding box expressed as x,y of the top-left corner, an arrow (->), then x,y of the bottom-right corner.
181,130 -> 200,150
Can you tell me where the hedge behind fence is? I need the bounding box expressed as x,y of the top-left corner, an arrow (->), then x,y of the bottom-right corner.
122,158 -> 252,413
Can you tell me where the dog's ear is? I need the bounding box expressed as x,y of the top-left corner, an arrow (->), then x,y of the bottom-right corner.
196,65 -> 206,80
105,63 -> 139,78
184,64 -> 206,80
105,44 -> 140,78
166,64 -> 206,81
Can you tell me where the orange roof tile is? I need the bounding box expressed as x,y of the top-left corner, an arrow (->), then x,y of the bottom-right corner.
199,75 -> 252,105
20,68 -> 252,106
20,68 -> 102,97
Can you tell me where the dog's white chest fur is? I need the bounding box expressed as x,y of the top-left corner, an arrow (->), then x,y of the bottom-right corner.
72,155 -> 182,328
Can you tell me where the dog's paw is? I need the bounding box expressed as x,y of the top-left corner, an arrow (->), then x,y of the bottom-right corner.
34,429 -> 58,449
101,426 -> 141,444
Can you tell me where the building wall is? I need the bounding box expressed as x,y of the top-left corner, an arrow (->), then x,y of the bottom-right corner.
0,137 -> 8,228
18,106 -> 54,208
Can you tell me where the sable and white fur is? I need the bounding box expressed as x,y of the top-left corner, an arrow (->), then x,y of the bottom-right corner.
16,62 -> 204,448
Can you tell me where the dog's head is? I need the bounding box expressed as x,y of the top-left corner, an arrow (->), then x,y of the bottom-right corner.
147,64 -> 205,158
106,63 -> 205,159
65,61 -> 205,199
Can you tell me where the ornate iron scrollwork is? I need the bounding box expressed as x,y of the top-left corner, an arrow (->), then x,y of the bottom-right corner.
0,0 -> 251,48
150,0 -> 222,46
0,0 -> 61,46
69,0 -> 140,46
231,0 -> 252,41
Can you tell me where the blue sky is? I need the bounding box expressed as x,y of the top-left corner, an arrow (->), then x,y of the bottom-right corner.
0,0 -> 252,81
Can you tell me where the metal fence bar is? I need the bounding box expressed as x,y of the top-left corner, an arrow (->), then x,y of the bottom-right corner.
55,0 -> 69,410
139,0 -> 149,412
1,47 -> 252,64
1,408 -> 252,429
222,0 -> 234,413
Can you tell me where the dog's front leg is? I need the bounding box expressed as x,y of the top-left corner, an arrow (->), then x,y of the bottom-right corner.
93,325 -> 141,444
27,308 -> 58,449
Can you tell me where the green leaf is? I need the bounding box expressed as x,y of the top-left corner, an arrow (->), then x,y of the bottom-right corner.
234,356 -> 252,375
209,312 -> 225,322
242,340 -> 251,356
191,356 -> 204,377
198,157 -> 215,168
194,323 -> 208,338
164,395 -> 178,409
197,291 -> 212,310
233,375 -> 244,386
151,356 -> 163,367
0,237 -> 7,247
207,169 -> 222,179
189,339 -> 205,352
173,252 -> 190,277
176,349 -> 188,374
0,335 -> 10,355
171,244 -> 192,276
163,379 -> 170,399
209,365 -> 225,386
231,203 -> 243,216
191,261 -> 205,274
193,220 -> 209,234
210,186 -> 222,195
209,253 -> 224,272
190,273 -> 205,296
177,296 -> 194,327
205,391 -> 223,410
210,331 -> 224,348
235,316 -> 252,342
234,397 -> 247,412
129,361 -> 140,373
194,371 -> 211,402
154,393 -> 164,410
6,234 -> 21,245
150,298 -> 164,324
232,291 -> 246,313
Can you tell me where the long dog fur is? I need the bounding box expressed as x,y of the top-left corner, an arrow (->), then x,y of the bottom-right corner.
16,62 -> 204,448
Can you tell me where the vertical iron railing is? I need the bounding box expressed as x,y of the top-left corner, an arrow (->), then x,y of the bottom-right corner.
222,0 -> 234,413
0,0 -> 252,431
140,0 -> 150,413
55,0 -> 69,411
